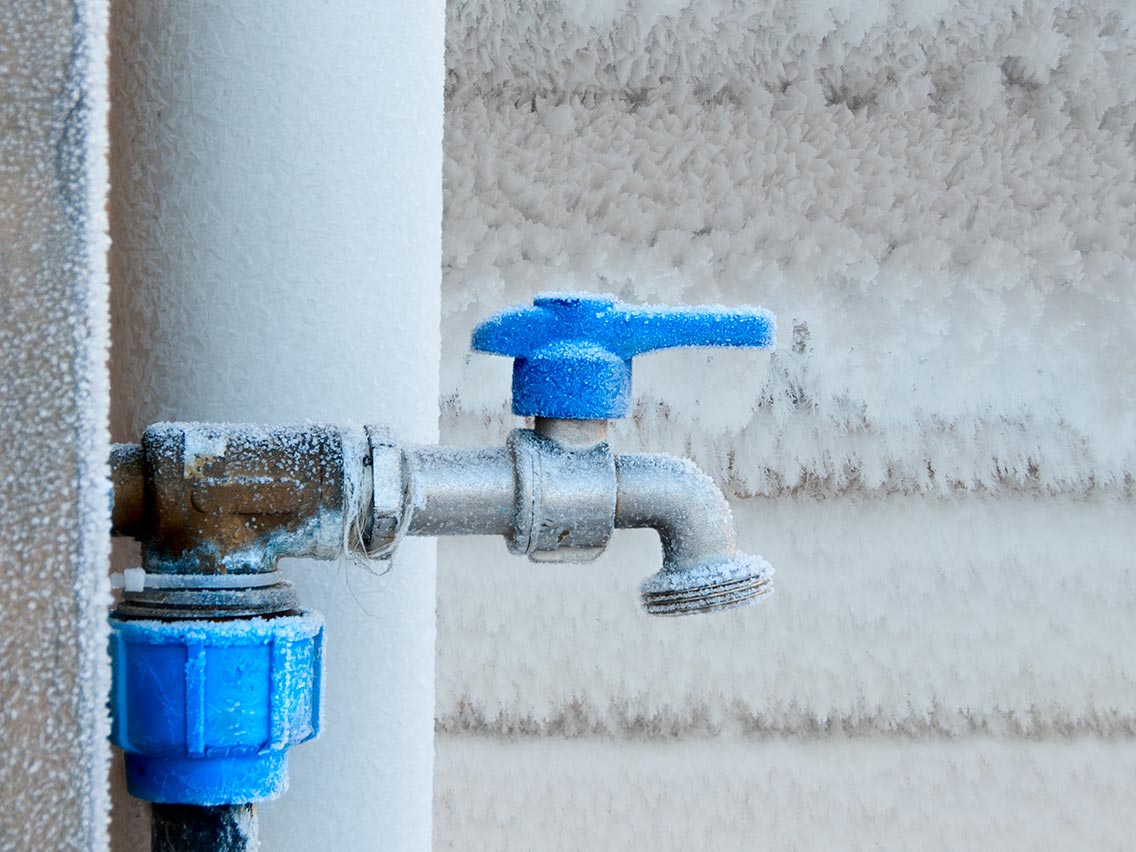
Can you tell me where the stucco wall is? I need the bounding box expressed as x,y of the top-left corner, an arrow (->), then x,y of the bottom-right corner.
0,1 -> 111,849
435,3 -> 1136,848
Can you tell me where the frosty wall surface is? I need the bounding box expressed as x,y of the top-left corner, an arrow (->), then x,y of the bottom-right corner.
0,1 -> 111,849
438,0 -> 1136,731
437,497 -> 1136,738
438,1 -> 1136,729
438,737 -> 1136,851
443,1 -> 1136,494
437,2 -> 1136,848
108,1 -> 444,850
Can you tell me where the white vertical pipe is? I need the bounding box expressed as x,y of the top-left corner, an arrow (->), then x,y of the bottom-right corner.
108,2 -> 443,850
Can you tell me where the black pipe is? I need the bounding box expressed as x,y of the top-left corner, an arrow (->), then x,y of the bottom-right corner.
151,804 -> 258,852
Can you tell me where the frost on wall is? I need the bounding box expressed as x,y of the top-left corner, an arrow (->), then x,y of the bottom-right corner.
437,4 -> 1136,846
438,737 -> 1136,851
443,1 -> 1136,495
436,497 -> 1136,738
0,0 -> 111,850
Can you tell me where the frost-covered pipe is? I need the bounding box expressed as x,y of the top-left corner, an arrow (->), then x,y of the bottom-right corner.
396,433 -> 771,615
108,424 -> 770,616
404,447 -> 514,537
107,0 -> 444,847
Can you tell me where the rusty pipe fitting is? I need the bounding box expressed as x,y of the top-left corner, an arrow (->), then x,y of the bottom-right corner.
109,423 -> 379,617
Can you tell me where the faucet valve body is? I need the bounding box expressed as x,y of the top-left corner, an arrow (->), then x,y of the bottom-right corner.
472,292 -> 777,614
508,428 -> 616,562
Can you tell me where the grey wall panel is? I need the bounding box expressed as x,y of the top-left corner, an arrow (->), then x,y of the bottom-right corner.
0,1 -> 111,849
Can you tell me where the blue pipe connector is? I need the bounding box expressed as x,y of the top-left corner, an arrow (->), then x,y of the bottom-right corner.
472,292 -> 775,420
109,612 -> 324,806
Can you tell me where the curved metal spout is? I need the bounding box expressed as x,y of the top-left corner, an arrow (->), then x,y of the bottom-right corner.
614,453 -> 772,616
397,432 -> 772,616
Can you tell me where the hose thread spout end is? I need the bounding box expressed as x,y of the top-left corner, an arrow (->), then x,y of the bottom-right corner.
640,555 -> 773,616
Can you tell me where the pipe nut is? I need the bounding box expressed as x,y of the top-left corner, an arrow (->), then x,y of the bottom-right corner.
363,426 -> 407,559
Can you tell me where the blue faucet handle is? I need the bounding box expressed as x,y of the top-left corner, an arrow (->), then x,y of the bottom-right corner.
471,292 -> 776,420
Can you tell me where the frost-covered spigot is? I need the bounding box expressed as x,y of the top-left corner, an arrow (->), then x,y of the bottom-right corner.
104,294 -> 777,823
108,296 -> 779,620
470,292 -> 777,616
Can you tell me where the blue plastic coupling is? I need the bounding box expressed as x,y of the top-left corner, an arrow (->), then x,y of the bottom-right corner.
109,612 -> 324,806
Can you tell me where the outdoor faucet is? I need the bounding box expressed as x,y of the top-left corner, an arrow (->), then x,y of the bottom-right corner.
106,292 -> 776,845
457,291 -> 777,614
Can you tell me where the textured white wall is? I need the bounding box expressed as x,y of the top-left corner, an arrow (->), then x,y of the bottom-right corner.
108,1 -> 444,849
0,1 -> 111,849
443,1 -> 1136,494
438,738 -> 1136,851
437,2 -> 1136,848
438,497 -> 1136,739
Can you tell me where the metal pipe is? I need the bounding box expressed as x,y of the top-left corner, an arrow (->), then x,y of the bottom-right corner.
110,443 -> 145,537
151,804 -> 258,852
398,435 -> 771,615
110,422 -> 768,618
403,447 -> 514,537
401,439 -> 749,569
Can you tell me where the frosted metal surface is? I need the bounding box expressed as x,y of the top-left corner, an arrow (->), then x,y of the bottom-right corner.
108,1 -> 444,848
0,0 -> 112,848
